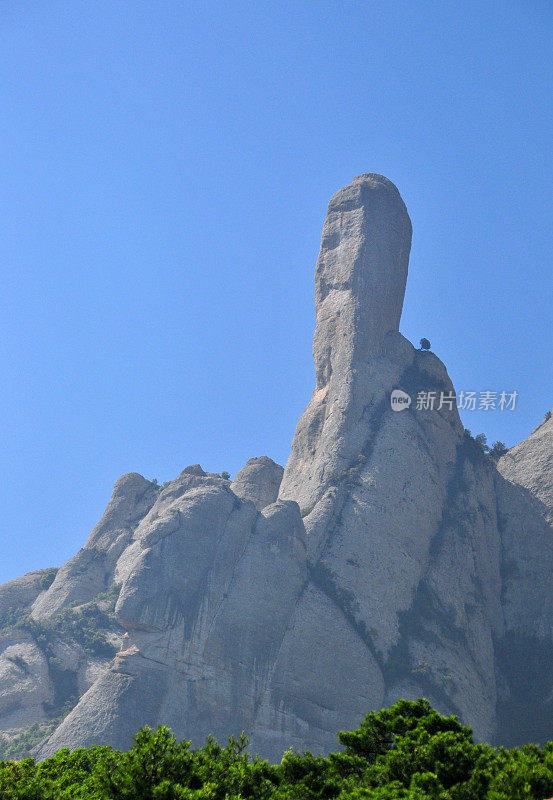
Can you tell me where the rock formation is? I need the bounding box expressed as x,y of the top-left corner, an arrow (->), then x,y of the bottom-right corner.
498,412 -> 553,524
280,173 -> 413,511
1,174 -> 552,760
231,457 -> 284,511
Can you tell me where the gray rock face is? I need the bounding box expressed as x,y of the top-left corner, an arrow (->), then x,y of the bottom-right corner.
0,569 -> 57,626
280,174 -> 412,511
0,632 -> 52,730
31,473 -> 158,621
278,173 -> 553,745
231,457 -> 284,510
0,476 -> 156,753
313,173 -> 411,387
497,413 -> 553,523
37,473 -> 308,760
2,173 -> 553,759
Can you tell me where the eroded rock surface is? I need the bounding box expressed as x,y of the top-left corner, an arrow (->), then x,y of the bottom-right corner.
37,474 -> 307,760
2,174 -> 553,759
498,412 -> 553,523
231,457 -> 284,511
32,473 -> 158,621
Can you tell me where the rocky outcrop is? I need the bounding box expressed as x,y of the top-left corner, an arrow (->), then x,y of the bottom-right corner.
0,569 -> 57,626
2,173 -> 553,760
31,473 -> 158,621
37,472 -> 307,760
498,412 -> 553,524
0,632 -> 52,730
0,475 -> 156,750
274,176 -> 553,746
231,457 -> 284,511
279,173 -> 412,511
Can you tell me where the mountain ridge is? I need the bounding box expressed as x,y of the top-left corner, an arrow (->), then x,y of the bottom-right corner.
1,174 -> 552,761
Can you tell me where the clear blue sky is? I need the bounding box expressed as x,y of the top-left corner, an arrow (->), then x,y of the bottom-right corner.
1,1 -> 552,584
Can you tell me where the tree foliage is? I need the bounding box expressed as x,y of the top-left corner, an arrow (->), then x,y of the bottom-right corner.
1,699 -> 553,799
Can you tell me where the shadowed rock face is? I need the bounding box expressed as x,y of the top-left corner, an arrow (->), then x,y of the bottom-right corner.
498,413 -> 553,525
2,174 -> 553,760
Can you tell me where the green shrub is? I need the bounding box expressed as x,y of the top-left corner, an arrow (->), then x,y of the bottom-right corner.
489,441 -> 508,460
39,568 -> 58,592
2,699 -> 553,798
0,723 -> 52,762
51,605 -> 116,658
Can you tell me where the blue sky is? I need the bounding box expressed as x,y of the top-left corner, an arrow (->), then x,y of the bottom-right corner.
1,1 -> 552,584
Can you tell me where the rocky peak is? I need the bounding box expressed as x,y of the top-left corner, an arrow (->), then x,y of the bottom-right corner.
30,473 -> 159,621
231,457 -> 284,510
314,173 -> 412,389
279,174 -> 454,512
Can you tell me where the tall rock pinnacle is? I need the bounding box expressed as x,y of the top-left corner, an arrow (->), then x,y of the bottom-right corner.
313,173 -> 412,389
280,174 -> 421,512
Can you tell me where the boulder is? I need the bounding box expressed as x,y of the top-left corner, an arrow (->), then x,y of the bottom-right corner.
231,457 -> 284,510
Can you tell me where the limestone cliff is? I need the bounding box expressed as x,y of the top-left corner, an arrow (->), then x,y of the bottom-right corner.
1,174 -> 552,761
